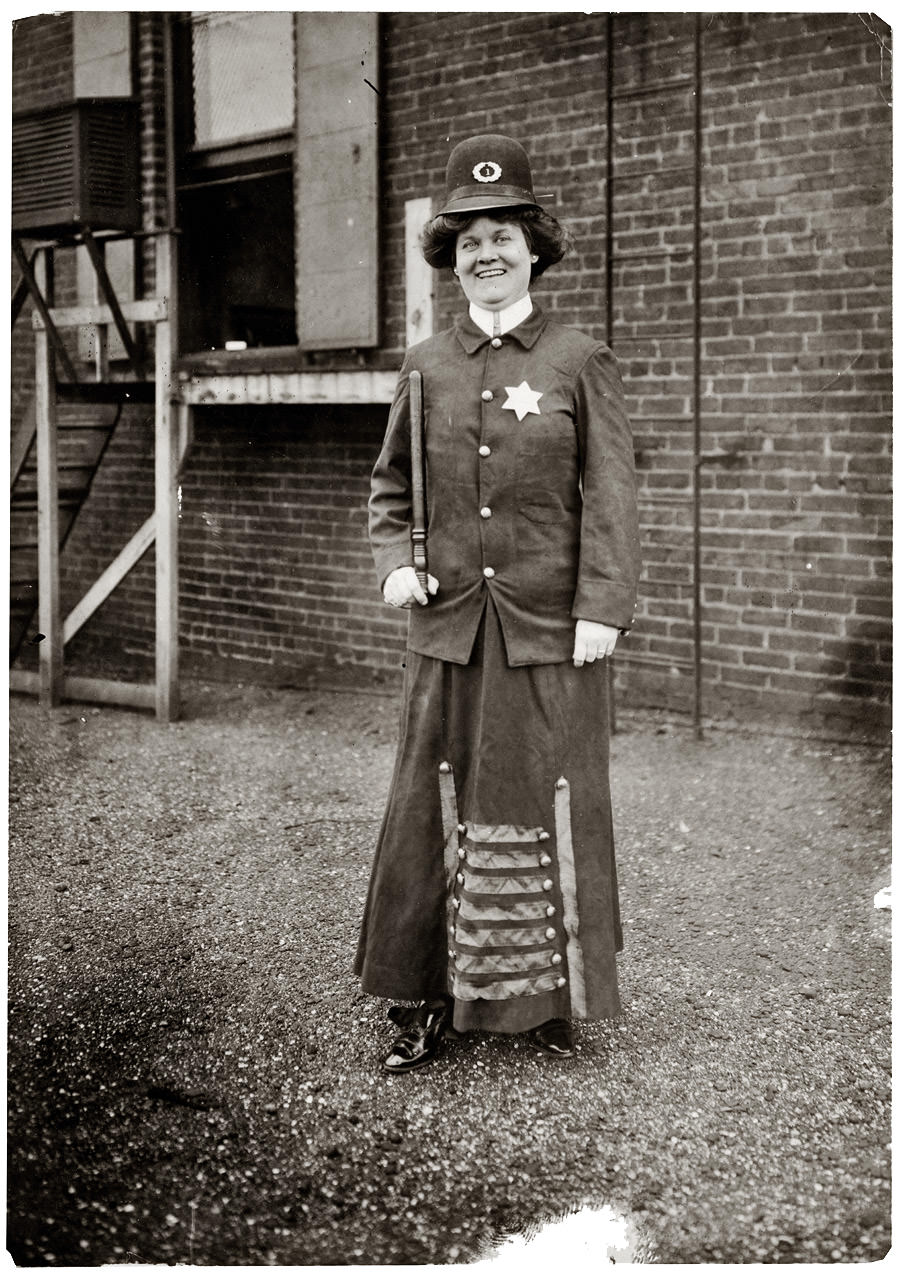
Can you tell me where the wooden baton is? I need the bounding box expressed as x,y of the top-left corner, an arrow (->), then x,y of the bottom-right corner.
408,369 -> 429,594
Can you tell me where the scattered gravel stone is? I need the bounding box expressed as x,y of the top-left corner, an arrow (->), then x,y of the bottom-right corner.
7,685 -> 891,1265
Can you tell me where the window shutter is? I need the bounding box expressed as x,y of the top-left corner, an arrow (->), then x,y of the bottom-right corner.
295,14 -> 379,349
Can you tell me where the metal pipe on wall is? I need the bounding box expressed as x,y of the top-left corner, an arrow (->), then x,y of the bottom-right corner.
691,14 -> 704,740
604,13 -> 705,738
604,13 -> 617,735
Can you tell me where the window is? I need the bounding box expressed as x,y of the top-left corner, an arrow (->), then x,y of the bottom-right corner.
175,11 -> 380,360
73,12 -> 135,364
175,11 -> 297,353
189,12 -> 294,147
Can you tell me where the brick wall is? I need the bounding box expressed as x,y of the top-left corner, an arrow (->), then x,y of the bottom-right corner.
54,405 -> 407,685
379,11 -> 891,737
617,11 -> 892,736
176,406 -> 404,680
11,12 -> 892,738
11,15 -> 74,426
12,13 -> 73,109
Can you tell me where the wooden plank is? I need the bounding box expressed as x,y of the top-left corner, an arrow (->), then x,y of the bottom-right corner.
10,669 -> 156,711
246,373 -> 270,404
12,252 -> 33,327
177,407 -> 193,475
9,670 -> 39,695
34,248 -> 62,708
176,368 -> 398,406
14,238 -> 79,383
34,297 -> 168,329
80,227 -> 145,379
10,396 -> 37,487
405,196 -> 435,347
63,515 -> 156,644
268,373 -> 297,403
65,677 -> 156,711
154,231 -> 180,723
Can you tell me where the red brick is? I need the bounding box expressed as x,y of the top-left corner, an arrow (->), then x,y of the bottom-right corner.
10,10 -> 890,739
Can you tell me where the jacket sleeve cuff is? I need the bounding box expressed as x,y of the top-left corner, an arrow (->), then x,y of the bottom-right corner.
572,581 -> 638,631
372,542 -> 413,593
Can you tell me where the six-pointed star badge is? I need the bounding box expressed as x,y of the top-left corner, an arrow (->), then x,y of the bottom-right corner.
501,380 -> 543,422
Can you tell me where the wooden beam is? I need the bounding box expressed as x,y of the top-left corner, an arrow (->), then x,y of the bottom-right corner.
176,368 -> 398,406
34,248 -> 63,708
87,236 -> 110,383
80,226 -> 146,379
10,396 -> 37,488
12,247 -> 36,327
405,196 -> 435,348
10,669 -> 156,712
62,676 -> 157,712
13,238 -> 79,383
63,515 -> 156,644
33,297 -> 168,330
155,231 -> 180,723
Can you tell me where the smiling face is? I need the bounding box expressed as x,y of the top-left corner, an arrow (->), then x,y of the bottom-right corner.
453,216 -> 538,310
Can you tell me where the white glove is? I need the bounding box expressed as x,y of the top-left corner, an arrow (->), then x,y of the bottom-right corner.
573,619 -> 619,667
383,566 -> 440,609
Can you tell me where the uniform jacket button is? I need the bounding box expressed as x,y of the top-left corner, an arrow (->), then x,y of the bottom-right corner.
491,336 -> 502,348
480,506 -> 492,519
481,389 -> 493,402
483,567 -> 495,579
479,444 -> 491,457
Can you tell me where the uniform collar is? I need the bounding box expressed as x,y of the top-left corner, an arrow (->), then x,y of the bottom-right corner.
468,294 -> 533,337
455,301 -> 547,354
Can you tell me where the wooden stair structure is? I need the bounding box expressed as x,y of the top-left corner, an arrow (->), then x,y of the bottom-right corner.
11,395 -> 122,662
9,228 -> 189,721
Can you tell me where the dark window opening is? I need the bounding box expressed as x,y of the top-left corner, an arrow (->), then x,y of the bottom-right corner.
174,12 -> 297,355
178,166 -> 297,352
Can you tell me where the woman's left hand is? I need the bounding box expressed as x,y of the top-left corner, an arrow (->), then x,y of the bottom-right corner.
573,620 -> 619,667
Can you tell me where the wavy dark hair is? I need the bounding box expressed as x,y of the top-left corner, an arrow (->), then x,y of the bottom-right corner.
421,206 -> 572,279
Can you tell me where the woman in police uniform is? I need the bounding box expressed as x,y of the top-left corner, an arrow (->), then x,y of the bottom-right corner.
355,135 -> 641,1071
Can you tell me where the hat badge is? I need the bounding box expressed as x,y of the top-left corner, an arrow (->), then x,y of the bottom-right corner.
473,160 -> 502,184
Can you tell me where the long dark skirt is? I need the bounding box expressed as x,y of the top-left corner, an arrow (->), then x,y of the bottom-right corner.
354,600 -> 623,1034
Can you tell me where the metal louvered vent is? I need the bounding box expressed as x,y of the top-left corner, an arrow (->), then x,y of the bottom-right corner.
12,99 -> 140,236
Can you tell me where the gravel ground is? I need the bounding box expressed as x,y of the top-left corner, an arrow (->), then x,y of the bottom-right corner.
6,680 -> 892,1266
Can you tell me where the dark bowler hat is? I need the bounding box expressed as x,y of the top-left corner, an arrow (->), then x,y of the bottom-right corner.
436,134 -> 541,216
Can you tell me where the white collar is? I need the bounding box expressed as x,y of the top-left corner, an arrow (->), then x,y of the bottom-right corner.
468,294 -> 533,338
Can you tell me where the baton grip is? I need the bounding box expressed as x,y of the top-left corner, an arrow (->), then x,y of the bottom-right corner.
409,370 -> 428,593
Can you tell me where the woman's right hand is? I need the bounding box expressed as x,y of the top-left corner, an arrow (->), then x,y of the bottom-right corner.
383,566 -> 440,608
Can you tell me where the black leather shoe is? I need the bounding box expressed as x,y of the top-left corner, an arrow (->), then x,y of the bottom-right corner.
382,999 -> 450,1073
528,1018 -> 574,1058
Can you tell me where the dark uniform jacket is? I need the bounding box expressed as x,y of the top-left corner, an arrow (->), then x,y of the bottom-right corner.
369,304 -> 641,667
